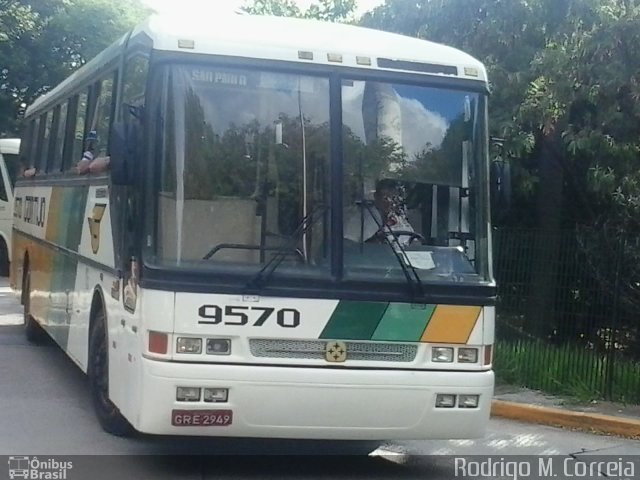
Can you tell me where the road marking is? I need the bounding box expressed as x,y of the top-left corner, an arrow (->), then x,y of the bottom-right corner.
0,314 -> 22,326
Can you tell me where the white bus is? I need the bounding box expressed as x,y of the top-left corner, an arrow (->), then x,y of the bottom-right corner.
0,138 -> 20,276
12,12 -> 496,440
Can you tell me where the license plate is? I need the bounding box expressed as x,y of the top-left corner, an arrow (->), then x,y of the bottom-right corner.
171,409 -> 233,427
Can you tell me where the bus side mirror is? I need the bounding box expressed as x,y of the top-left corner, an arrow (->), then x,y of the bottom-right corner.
490,137 -> 512,222
110,121 -> 138,185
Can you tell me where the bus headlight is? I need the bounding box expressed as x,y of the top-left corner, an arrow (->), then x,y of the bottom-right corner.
432,347 -> 454,363
458,394 -> 479,408
435,394 -> 456,408
457,347 -> 479,363
203,388 -> 229,403
176,387 -> 201,402
176,337 -> 202,354
206,338 -> 231,355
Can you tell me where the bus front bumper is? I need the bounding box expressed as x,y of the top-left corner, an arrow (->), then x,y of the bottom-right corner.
135,358 -> 494,440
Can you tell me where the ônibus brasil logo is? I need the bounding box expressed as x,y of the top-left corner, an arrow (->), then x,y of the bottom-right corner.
8,456 -> 72,480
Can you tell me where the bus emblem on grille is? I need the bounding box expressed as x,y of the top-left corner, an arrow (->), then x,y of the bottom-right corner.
325,341 -> 347,363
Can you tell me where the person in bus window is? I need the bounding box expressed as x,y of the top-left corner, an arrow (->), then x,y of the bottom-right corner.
344,179 -> 415,246
76,131 -> 98,174
23,167 -> 36,178
76,130 -> 110,174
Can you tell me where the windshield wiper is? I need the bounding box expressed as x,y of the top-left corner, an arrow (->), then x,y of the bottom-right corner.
357,199 -> 425,299
245,205 -> 328,291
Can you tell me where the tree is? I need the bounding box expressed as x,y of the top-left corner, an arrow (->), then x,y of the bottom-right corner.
0,1 -> 38,134
364,0 -> 640,344
0,0 -> 147,136
243,0 -> 356,22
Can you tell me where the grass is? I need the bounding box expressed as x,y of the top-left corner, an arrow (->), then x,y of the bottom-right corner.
494,340 -> 640,404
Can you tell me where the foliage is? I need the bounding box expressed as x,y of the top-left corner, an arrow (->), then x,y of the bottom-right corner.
363,0 -> 640,234
342,131 -> 405,202
363,0 -> 640,350
243,0 -> 356,22
0,0 -> 148,136
405,113 -> 470,187
494,338 -> 640,404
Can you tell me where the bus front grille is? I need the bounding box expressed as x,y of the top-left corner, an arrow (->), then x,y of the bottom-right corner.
249,339 -> 418,362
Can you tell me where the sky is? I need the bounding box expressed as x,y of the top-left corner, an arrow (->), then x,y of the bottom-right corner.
142,0 -> 385,18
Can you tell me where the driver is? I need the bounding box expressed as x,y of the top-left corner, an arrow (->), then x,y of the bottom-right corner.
344,179 -> 416,246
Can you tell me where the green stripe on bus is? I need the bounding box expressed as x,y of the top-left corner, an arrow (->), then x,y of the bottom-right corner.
64,186 -> 89,251
47,253 -> 78,350
371,303 -> 436,342
319,301 -> 388,340
57,187 -> 74,247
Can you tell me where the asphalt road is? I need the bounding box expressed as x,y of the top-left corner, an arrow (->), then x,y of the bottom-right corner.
1,278 -> 639,480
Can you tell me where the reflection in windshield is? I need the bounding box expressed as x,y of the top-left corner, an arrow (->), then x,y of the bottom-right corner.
146,64 -> 490,287
153,65 -> 331,272
342,80 -> 490,284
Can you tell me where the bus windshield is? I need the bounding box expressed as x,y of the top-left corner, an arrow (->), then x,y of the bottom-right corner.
152,64 -> 332,276
3,153 -> 21,188
341,80 -> 490,284
149,63 -> 490,285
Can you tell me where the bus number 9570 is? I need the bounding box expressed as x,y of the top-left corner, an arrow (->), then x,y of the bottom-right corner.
198,305 -> 300,328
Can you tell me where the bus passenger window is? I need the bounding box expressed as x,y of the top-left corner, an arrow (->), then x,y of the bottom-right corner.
35,112 -> 53,173
93,75 -> 115,157
70,90 -> 89,169
50,102 -> 68,173
20,120 -> 36,171
122,55 -> 149,110
43,112 -> 54,172
0,172 -> 7,202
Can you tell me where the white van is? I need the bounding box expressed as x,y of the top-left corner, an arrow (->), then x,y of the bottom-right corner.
0,138 -> 20,276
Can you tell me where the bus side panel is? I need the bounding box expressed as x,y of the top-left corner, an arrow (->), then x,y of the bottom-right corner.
12,183 -> 119,369
118,289 -> 174,426
10,232 -> 25,294
66,184 -> 118,371
65,264 -> 123,374
12,185 -> 54,324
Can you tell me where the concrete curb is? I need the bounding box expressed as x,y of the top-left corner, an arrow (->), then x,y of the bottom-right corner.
491,400 -> 640,440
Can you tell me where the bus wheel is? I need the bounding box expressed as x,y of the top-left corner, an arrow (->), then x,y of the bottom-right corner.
0,240 -> 9,277
88,307 -> 134,437
23,268 -> 45,344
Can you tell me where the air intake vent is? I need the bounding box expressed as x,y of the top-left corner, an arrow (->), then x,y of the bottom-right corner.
250,339 -> 418,363
377,58 -> 457,76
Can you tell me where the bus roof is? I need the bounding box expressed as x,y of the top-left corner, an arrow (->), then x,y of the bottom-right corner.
139,13 -> 487,81
26,13 -> 487,117
0,138 -> 20,155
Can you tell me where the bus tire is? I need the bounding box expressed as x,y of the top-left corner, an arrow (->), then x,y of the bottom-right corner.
23,267 -> 45,344
88,307 -> 134,437
0,240 -> 9,277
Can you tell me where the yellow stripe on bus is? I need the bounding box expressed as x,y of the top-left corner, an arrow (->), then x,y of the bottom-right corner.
45,187 -> 64,244
420,305 -> 481,344
26,240 -> 55,324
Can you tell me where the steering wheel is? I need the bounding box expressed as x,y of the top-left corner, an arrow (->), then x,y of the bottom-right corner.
391,230 -> 426,244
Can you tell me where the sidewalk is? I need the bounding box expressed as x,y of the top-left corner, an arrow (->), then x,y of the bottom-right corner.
492,385 -> 640,440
